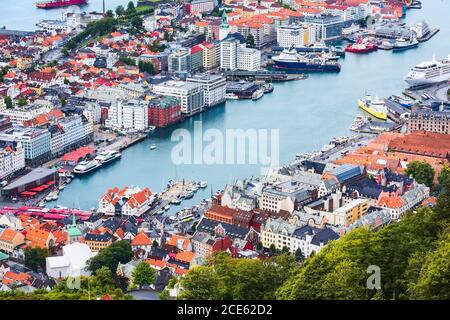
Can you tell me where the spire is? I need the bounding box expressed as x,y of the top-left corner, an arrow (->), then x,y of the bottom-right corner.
220,10 -> 229,29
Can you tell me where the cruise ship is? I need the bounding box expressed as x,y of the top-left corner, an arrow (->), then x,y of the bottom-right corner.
94,150 -> 121,164
404,54 -> 450,87
271,48 -> 341,72
358,94 -> 388,120
73,160 -> 101,174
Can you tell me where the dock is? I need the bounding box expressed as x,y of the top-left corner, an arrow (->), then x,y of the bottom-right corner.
224,70 -> 307,82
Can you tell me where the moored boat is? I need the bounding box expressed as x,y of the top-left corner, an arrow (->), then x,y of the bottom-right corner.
392,37 -> 419,52
345,38 -> 377,53
271,48 -> 341,72
252,89 -> 264,101
358,94 -> 388,120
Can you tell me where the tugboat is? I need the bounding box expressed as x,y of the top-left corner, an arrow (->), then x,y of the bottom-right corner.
345,38 -> 377,53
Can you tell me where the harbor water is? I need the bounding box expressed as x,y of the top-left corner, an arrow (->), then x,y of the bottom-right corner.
0,1 -> 449,211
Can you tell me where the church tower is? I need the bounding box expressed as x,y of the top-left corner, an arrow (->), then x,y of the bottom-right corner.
219,10 -> 230,41
68,214 -> 82,244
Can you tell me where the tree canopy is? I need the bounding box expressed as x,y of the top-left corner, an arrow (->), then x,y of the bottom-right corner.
87,240 -> 133,274
405,160 -> 435,187
132,261 -> 156,288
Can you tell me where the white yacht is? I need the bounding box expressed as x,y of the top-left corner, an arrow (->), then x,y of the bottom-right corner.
411,21 -> 430,39
199,181 -> 207,188
350,115 -> 369,131
94,150 -> 122,164
404,54 -> 450,87
225,93 -> 239,100
73,160 -> 101,174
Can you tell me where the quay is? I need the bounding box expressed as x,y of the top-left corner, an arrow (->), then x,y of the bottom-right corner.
224,70 -> 307,82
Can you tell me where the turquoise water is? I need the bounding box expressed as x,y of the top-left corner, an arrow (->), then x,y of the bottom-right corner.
1,1 -> 449,211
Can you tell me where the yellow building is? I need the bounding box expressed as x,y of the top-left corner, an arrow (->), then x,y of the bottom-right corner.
329,198 -> 370,227
199,42 -> 217,70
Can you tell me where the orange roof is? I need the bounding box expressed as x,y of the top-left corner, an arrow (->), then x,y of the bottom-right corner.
3,271 -> 31,284
25,227 -> 51,248
166,234 -> 190,251
174,268 -> 189,275
377,193 -> 404,209
195,21 -> 209,27
131,231 -> 152,246
0,229 -> 21,243
175,251 -> 195,263
145,258 -> 166,269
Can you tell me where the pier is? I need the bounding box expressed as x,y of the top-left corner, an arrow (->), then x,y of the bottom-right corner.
224,70 -> 306,82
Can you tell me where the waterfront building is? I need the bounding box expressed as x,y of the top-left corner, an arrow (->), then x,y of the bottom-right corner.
237,47 -> 261,71
59,115 -> 88,152
152,80 -> 204,115
148,96 -> 182,128
191,232 -> 232,258
304,14 -> 343,42
168,47 -> 192,73
221,184 -> 257,212
277,23 -> 316,48
98,186 -> 154,217
0,142 -> 25,180
204,204 -> 238,224
108,100 -> 149,132
0,127 -> 51,166
187,73 -> 226,107
406,109 -> 450,134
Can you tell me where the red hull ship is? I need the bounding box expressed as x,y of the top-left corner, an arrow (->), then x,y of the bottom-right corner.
345,38 -> 378,54
36,0 -> 87,9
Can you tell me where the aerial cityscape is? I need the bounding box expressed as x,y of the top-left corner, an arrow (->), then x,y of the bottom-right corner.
0,0 -> 449,302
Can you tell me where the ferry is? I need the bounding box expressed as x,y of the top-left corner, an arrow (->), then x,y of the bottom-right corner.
271,48 -> 341,72
404,54 -> 450,87
150,144 -> 156,150
73,160 -> 101,174
36,0 -> 87,9
392,37 -> 419,52
349,115 -> 369,131
94,150 -> 122,164
225,93 -> 239,100
345,38 -> 377,53
252,89 -> 264,101
358,94 -> 388,120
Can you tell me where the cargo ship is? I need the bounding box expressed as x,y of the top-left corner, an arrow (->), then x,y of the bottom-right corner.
271,48 -> 341,73
36,0 -> 87,9
358,94 -> 388,120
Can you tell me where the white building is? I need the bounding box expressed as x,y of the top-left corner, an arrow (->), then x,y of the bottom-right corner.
46,243 -> 96,279
0,142 -> 25,180
237,47 -> 261,71
220,37 -> 241,71
277,24 -> 316,48
187,74 -> 226,107
98,186 -> 154,217
59,115 -> 86,150
0,101 -> 53,126
108,100 -> 148,132
152,81 -> 204,115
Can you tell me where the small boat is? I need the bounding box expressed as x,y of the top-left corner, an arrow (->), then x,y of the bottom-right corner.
184,191 -> 194,199
52,193 -> 59,201
156,210 -> 165,215
171,198 -> 182,205
392,37 -> 419,52
164,204 -> 171,211
349,115 -> 369,131
225,93 -> 239,100
178,193 -> 185,199
169,215 -> 177,221
38,201 -> 46,208
199,181 -> 207,188
262,83 -> 274,94
58,185 -> 65,191
190,186 -> 199,192
148,126 -> 156,132
252,88 -> 264,101
150,144 -> 156,150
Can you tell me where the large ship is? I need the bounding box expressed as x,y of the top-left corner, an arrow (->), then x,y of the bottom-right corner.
345,38 -> 377,54
271,48 -> 341,72
404,54 -> 450,87
73,160 -> 101,174
36,0 -> 87,9
94,150 -> 122,164
358,94 -> 388,120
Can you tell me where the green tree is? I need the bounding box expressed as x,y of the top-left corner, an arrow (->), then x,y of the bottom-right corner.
256,241 -> 263,251
17,96 -> 27,107
152,240 -> 159,247
87,240 -> 133,274
179,266 -> 221,299
131,16 -> 143,29
246,34 -> 255,48
24,247 -> 49,271
115,5 -> 125,17
127,1 -> 135,12
159,289 -> 170,300
4,96 -> 13,109
269,244 -> 276,256
138,60 -> 153,74
59,96 -> 67,106
105,9 -> 114,18
438,164 -> 450,186
281,246 -> 290,255
91,267 -> 116,294
63,77 -> 69,85
294,248 -> 304,262
405,160 -> 435,187
408,234 -> 450,299
132,261 -> 156,288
